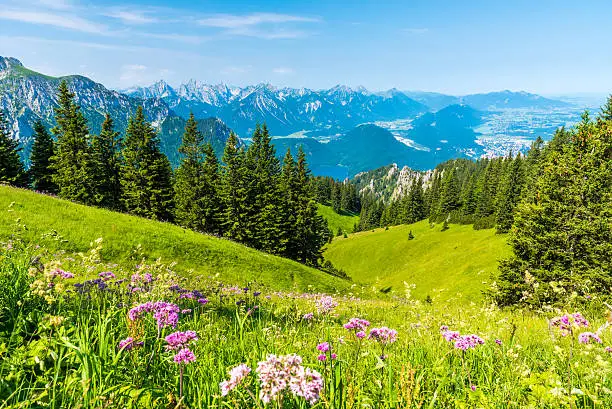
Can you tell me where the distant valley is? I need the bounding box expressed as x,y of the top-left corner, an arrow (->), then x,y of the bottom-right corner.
0,55 -> 599,177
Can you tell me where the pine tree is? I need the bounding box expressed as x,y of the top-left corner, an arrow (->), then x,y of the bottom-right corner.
50,81 -> 97,203
279,148 -> 299,259
174,113 -> 207,231
251,124 -> 283,254
221,132 -> 248,242
438,168 -> 461,217
331,182 -> 342,213
121,106 -> 174,221
91,114 -> 122,209
495,155 -> 526,233
201,143 -> 224,235
28,120 -> 57,193
496,111 -> 612,306
293,147 -> 329,265
0,110 -> 27,187
407,177 -> 426,223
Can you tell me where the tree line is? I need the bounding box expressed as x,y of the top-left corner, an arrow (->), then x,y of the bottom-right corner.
311,176 -> 361,215
355,149 -> 537,234
0,81 -> 329,266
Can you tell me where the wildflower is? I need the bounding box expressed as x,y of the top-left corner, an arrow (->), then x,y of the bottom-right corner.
253,291 -> 261,297
315,296 -> 338,315
289,366 -> 324,404
439,325 -> 449,332
165,330 -> 198,350
578,332 -> 602,344
198,298 -> 209,305
316,342 -> 330,352
317,354 -> 326,361
442,330 -> 461,342
128,301 -> 181,329
330,353 -> 337,360
220,364 -> 251,396
344,318 -> 371,332
118,337 -> 143,351
470,385 -> 477,391
454,334 -> 485,350
368,327 -> 398,344
173,347 -> 196,364
52,269 -> 74,279
355,331 -> 366,339
98,271 -> 116,281
256,354 -> 323,404
605,346 -> 612,353
495,339 -> 503,345
303,312 -> 314,321
550,312 -> 589,336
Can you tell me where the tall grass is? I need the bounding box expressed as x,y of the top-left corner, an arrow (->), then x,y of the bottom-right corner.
0,238 -> 610,408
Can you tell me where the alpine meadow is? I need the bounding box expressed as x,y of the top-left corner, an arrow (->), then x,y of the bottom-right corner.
1,1 -> 612,408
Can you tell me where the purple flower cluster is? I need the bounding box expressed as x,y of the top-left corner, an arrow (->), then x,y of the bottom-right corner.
173,348 -> 196,364
343,318 -> 370,339
368,327 -> 398,345
315,296 -> 338,315
98,271 -> 116,281
165,330 -> 198,350
550,313 -> 589,336
440,327 -> 485,350
302,312 -> 314,321
256,354 -> 324,404
577,332 -> 602,344
220,364 -> 251,396
51,269 -> 74,279
118,337 -> 144,351
128,301 -> 181,329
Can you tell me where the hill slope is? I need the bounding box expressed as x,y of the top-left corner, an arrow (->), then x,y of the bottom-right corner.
317,204 -> 359,235
324,220 -> 510,301
0,186 -> 347,292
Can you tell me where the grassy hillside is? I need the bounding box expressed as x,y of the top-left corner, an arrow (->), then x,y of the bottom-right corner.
0,186 -> 347,292
324,220 -> 511,301
317,204 -> 359,235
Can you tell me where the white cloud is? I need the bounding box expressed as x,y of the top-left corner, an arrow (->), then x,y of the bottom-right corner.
120,64 -> 150,85
36,0 -> 74,10
402,28 -> 429,35
198,13 -> 319,29
105,10 -> 158,25
198,12 -> 319,39
0,9 -> 107,34
220,65 -> 252,75
273,67 -> 294,75
135,32 -> 209,44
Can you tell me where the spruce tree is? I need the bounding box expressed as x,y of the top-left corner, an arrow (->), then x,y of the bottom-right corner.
407,177 -> 426,223
174,113 -> 207,231
121,106 -> 173,221
201,143 -> 224,235
250,124 -> 283,254
293,147 -> 329,265
496,112 -> 612,306
50,81 -> 97,204
28,120 -> 57,193
279,148 -> 299,259
0,110 -> 27,187
221,132 -> 248,242
438,168 -> 461,217
91,114 -> 122,209
495,155 -> 525,233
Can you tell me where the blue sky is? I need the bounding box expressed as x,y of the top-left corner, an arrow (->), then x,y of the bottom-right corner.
1,0 -> 611,94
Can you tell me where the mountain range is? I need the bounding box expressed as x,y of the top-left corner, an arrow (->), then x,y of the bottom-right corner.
0,55 -> 578,176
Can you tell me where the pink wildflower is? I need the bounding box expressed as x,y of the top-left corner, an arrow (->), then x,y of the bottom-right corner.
117,337 -> 143,351
165,330 -> 198,350
220,364 -> 251,396
173,347 -> 196,364
578,332 -> 602,344
315,296 -> 338,315
368,327 -> 398,345
316,342 -> 330,352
